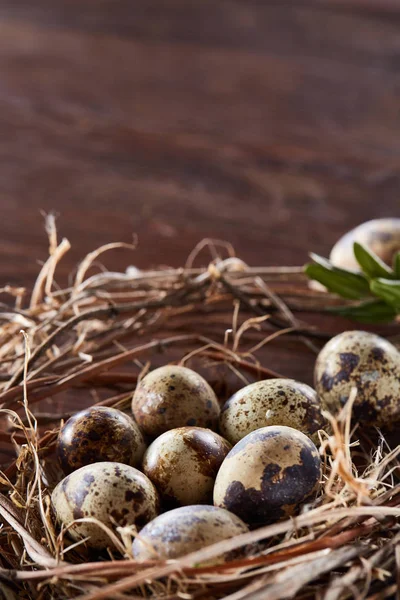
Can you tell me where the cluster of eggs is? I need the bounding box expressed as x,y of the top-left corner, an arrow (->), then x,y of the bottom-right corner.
52,329 -> 400,560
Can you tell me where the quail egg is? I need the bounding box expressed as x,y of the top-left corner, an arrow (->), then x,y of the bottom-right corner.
143,427 -> 231,507
219,379 -> 326,445
330,218 -> 400,271
314,330 -> 400,426
57,406 -> 146,475
52,462 -> 159,548
132,504 -> 249,563
214,426 -> 321,526
132,365 -> 220,437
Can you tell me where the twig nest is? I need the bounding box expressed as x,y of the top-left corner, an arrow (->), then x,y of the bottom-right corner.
132,365 -> 220,437
52,462 -> 159,548
213,426 -> 321,526
314,330 -> 400,427
143,427 -> 231,507
219,379 -> 326,445
132,505 -> 249,562
330,218 -> 400,270
57,406 -> 146,474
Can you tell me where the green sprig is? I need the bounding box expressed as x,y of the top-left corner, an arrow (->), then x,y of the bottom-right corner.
305,242 -> 400,323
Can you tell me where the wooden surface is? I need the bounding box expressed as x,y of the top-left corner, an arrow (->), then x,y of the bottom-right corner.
0,1 -> 399,384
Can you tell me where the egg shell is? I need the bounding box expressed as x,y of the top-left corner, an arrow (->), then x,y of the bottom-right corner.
314,330 -> 400,426
219,378 -> 326,445
143,427 -> 231,507
132,365 -> 220,437
213,426 -> 321,526
330,218 -> 400,271
57,406 -> 146,474
132,504 -> 249,562
51,462 -> 159,548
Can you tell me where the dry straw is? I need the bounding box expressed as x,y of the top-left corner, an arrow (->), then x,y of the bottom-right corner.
0,219 -> 399,599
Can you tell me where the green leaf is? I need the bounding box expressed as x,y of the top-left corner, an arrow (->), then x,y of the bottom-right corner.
370,278 -> 400,309
328,300 -> 397,324
353,242 -> 394,279
305,254 -> 370,300
393,252 -> 400,279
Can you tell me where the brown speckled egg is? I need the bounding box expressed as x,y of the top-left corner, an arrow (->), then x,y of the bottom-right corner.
51,462 -> 159,548
213,426 -> 321,526
132,505 -> 249,563
57,406 -> 146,475
329,219 -> 400,271
315,330 -> 400,427
143,427 -> 231,507
219,379 -> 326,445
132,365 -> 220,437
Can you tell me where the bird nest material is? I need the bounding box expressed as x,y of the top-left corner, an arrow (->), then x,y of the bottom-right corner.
0,219 -> 399,600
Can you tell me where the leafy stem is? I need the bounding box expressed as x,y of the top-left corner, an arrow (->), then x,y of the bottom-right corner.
305,242 -> 400,323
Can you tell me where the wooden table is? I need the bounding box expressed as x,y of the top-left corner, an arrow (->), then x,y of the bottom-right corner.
0,1 -> 399,384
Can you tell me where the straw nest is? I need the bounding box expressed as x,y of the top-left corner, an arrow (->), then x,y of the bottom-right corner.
0,217 -> 399,600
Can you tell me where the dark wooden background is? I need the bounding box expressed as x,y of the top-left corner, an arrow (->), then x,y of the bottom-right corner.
1,0 -> 399,289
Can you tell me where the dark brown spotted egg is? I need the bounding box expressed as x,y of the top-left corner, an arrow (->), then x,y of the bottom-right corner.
51,462 -> 159,548
315,330 -> 400,427
219,379 -> 326,445
57,406 -> 146,475
329,218 -> 400,271
132,505 -> 249,563
143,427 -> 231,507
132,365 -> 220,437
213,426 -> 321,527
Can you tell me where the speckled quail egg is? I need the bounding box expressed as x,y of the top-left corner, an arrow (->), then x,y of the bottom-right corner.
214,426 -> 321,526
143,427 -> 231,507
52,462 -> 159,548
132,365 -> 220,437
132,505 -> 249,563
57,406 -> 146,475
329,218 -> 400,271
314,330 -> 400,427
219,379 -> 326,445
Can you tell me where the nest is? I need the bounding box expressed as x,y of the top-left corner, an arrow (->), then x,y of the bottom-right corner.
0,218 -> 399,600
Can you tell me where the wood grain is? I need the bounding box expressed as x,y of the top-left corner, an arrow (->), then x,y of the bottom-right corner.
0,1 -> 398,385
